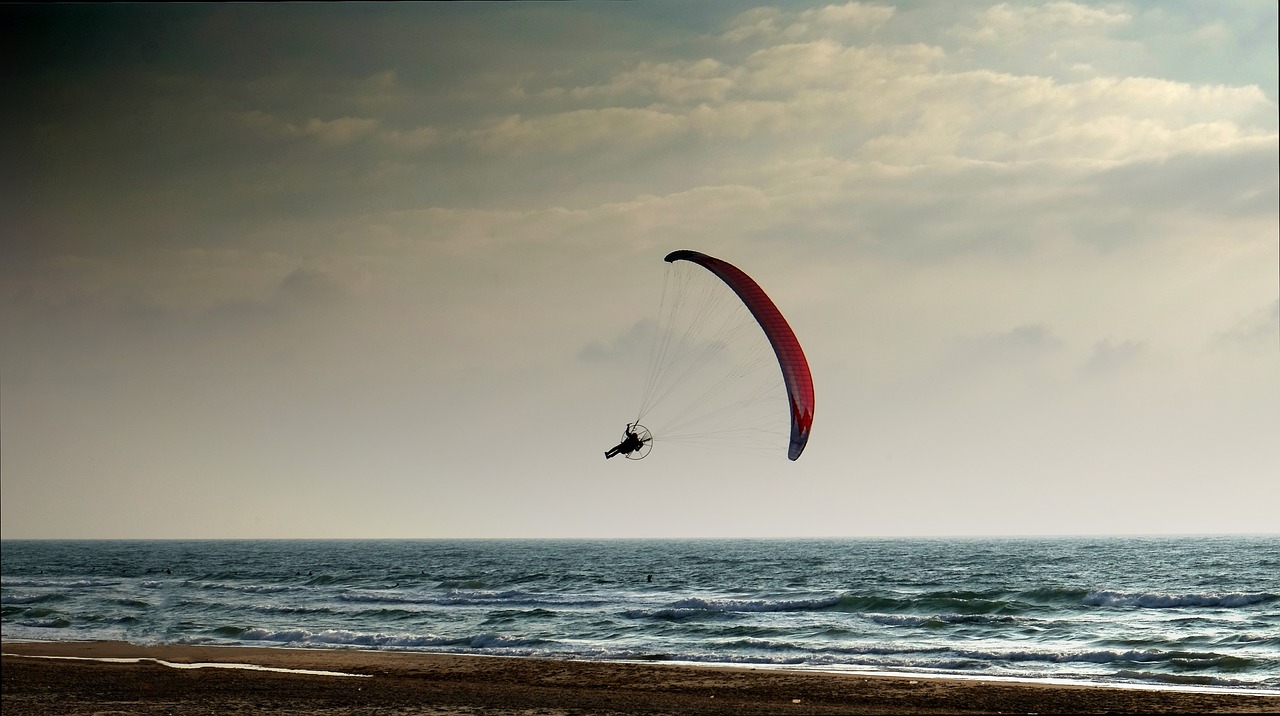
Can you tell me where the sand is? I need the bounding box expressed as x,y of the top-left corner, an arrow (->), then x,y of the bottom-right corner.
3,641 -> 1277,715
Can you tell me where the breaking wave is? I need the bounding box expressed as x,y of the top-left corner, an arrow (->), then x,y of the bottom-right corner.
1082,591 -> 1277,609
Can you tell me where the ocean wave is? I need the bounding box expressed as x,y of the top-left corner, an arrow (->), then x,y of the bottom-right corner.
619,595 -> 841,621
624,607 -> 721,621
0,578 -> 118,589
666,641 -> 1265,673
334,588 -> 607,610
2,606 -> 57,619
480,608 -> 558,627
16,617 -> 73,629
863,612 -> 1022,627
0,593 -> 67,606
435,579 -> 489,589
834,591 -> 1037,615
1016,586 -> 1092,603
467,632 -> 546,649
197,582 -> 305,595
336,588 -> 523,607
237,627 -> 546,650
649,595 -> 844,616
628,589 -> 1066,621
1083,590 -> 1277,609
686,637 -> 949,660
1212,633 -> 1280,648
571,642 -> 952,670
839,586 -> 1266,614
1114,669 -> 1260,688
245,603 -> 337,616
240,627 -> 450,648
950,646 -> 1254,669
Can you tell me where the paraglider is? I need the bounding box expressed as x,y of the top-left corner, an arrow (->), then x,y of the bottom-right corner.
604,250 -> 813,461
604,423 -> 653,460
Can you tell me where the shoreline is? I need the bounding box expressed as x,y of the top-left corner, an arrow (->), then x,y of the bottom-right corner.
5,641 -> 1278,714
5,638 -> 1277,696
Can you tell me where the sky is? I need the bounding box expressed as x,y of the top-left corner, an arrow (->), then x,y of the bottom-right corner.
2,1 -> 1277,540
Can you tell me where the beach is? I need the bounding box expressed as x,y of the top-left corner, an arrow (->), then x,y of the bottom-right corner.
4,641 -> 1277,715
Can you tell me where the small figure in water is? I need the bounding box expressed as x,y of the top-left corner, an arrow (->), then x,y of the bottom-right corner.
604,423 -> 646,459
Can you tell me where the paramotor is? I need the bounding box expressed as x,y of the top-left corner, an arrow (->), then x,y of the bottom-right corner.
605,250 -> 813,461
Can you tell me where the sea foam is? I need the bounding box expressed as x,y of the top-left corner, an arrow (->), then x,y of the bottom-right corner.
1082,590 -> 1276,609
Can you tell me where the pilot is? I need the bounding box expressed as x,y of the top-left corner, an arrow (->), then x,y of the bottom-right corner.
604,424 -> 646,459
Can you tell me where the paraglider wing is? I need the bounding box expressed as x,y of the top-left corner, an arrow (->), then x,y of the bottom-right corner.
664,250 -> 814,460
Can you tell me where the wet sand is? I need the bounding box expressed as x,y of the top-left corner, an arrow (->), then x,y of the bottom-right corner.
3,641 -> 1277,714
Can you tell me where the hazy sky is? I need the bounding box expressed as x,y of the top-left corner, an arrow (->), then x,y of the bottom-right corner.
3,2 -> 1277,539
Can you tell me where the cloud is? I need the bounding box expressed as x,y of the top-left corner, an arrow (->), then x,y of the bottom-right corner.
231,111 -> 381,145
858,72 -> 1272,166
1213,298 -> 1280,348
284,116 -> 380,145
972,323 -> 1063,355
740,39 -> 943,95
285,117 -> 384,144
1083,337 -> 1147,377
959,1 -> 1132,44
722,2 -> 895,44
468,107 -> 686,155
945,324 -> 1066,385
378,126 -> 441,151
374,183 -> 775,260
579,319 -> 654,364
1087,140 -> 1279,220
463,23 -> 1271,172
0,248 -> 371,346
565,59 -> 736,105
203,2 -> 1273,230
275,263 -> 367,307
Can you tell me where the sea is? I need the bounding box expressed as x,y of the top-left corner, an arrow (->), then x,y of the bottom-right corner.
3,537 -> 1278,693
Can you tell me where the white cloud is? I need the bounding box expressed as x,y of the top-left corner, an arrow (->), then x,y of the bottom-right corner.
960,1 -> 1132,44
285,116 -> 380,145
954,324 -> 1065,370
468,107 -> 686,154
379,126 -> 441,151
375,183 -> 776,260
741,40 -> 943,94
1214,299 -> 1280,348
567,59 -> 736,105
579,319 -> 654,364
479,27 -> 1271,171
231,111 -> 381,146
722,2 -> 895,44
1083,337 -> 1147,378
856,72 -> 1273,165
213,7 -> 1274,190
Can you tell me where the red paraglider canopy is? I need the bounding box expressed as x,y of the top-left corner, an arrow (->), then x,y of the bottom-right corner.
664,250 -> 814,460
